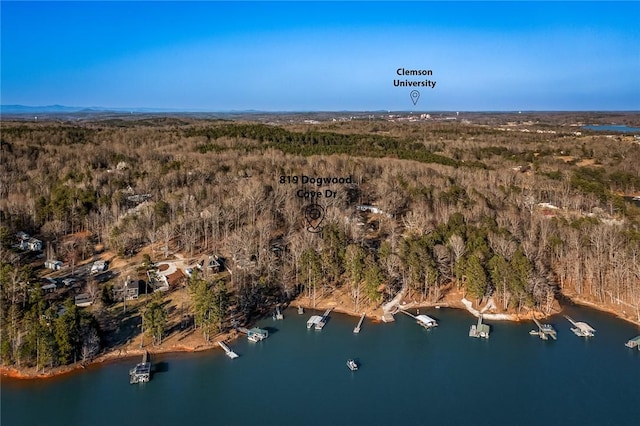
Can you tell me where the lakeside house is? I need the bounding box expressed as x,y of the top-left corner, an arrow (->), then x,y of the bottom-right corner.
113,276 -> 139,301
356,205 -> 392,217
90,260 -> 108,274
16,232 -> 42,251
44,259 -> 64,271
41,278 -> 58,293
207,255 -> 222,273
146,269 -> 169,292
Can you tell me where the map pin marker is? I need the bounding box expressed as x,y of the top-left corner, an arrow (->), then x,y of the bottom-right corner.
410,90 -> 420,106
303,204 -> 325,233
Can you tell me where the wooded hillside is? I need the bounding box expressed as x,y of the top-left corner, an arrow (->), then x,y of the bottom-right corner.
1,114 -> 639,370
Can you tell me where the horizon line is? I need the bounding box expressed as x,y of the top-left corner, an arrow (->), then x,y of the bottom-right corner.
2,105 -> 640,114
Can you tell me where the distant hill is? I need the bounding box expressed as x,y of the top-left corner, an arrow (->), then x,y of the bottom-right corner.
1,104 -> 88,113
0,105 -> 183,114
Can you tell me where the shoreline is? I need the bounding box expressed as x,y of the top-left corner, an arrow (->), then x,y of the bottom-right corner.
0,329 -> 240,381
3,292 -> 639,381
562,294 -> 640,328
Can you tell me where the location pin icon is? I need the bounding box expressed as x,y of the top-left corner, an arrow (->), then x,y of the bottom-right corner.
303,204 -> 325,233
410,90 -> 420,106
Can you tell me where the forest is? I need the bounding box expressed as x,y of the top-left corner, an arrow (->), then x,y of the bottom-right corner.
1,113 -> 639,371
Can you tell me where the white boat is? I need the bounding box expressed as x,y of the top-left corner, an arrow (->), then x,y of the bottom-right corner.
347,359 -> 358,371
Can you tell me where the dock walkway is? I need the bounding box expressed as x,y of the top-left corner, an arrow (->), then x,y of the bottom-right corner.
353,313 -> 366,333
218,341 -> 239,359
530,318 -> 557,340
565,315 -> 595,337
316,308 -> 333,330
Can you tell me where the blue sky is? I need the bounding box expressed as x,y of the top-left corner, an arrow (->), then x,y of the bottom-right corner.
1,1 -> 639,111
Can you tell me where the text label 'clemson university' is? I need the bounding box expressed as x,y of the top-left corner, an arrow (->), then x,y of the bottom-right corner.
393,68 -> 436,88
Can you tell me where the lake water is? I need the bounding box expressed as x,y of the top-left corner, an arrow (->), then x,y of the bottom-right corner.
625,196 -> 640,208
2,305 -> 639,426
582,124 -> 640,133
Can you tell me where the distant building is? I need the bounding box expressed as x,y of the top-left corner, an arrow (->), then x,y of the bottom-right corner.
146,269 -> 169,292
114,277 -> 139,301
27,238 -> 43,251
16,232 -> 42,251
207,255 -> 221,273
44,260 -> 64,271
90,260 -> 108,274
41,277 -> 58,293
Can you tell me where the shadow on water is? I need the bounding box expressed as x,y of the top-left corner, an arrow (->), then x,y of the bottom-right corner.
262,326 -> 279,335
153,362 -> 169,374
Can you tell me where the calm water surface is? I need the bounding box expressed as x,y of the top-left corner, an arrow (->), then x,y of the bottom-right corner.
582,124 -> 640,133
2,305 -> 639,426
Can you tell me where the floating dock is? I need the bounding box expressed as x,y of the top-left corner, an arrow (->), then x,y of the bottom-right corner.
625,336 -> 640,350
315,308 -> 332,330
469,315 -> 490,339
247,327 -> 269,342
238,327 -> 269,342
529,318 -> 557,340
218,341 -> 239,359
307,315 -> 322,329
416,314 -> 438,329
274,306 -> 284,320
353,313 -> 366,334
398,309 -> 438,329
565,315 -> 595,337
129,351 -> 151,384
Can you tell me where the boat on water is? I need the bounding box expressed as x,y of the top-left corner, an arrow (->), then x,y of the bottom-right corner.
347,359 -> 358,371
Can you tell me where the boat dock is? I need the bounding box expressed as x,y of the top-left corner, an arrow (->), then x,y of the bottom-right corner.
218,341 -> 239,359
129,351 -> 151,384
565,315 -> 595,337
315,308 -> 332,330
307,315 -> 322,329
238,327 -> 269,342
398,309 -> 438,329
469,315 -> 490,339
625,336 -> 640,350
529,318 -> 557,340
274,306 -> 284,320
416,314 -> 438,329
353,313 -> 366,333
